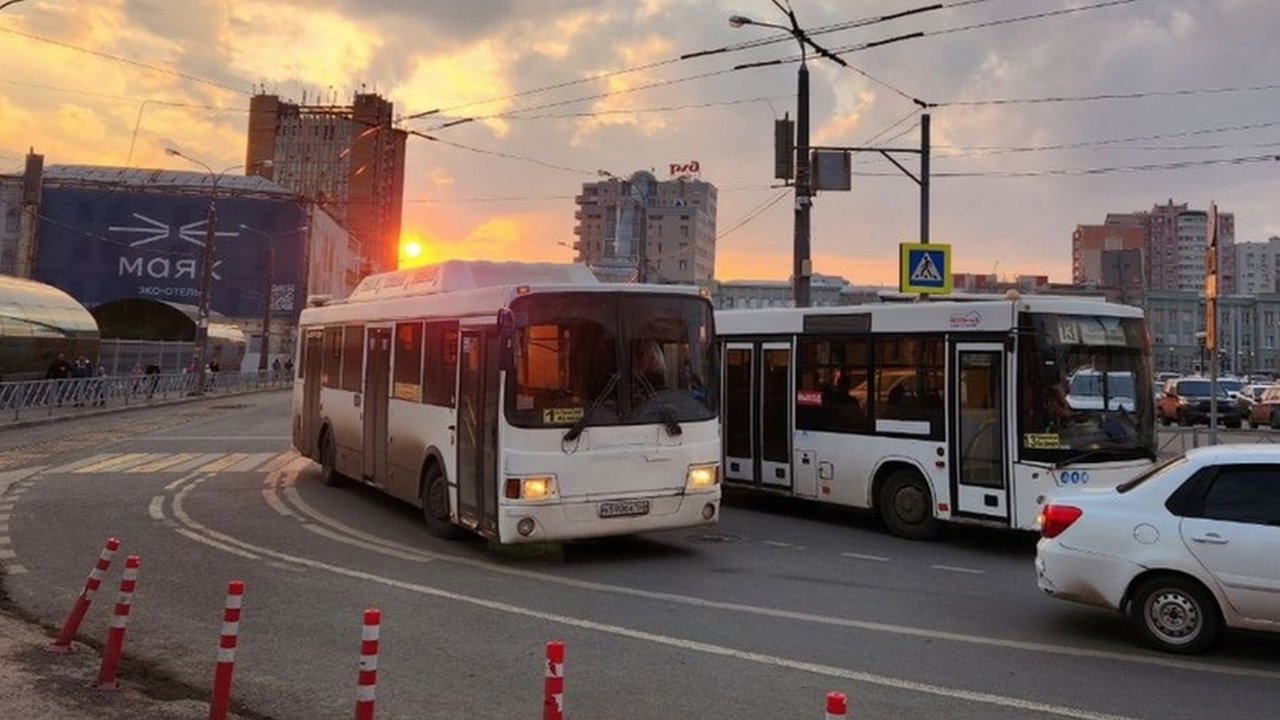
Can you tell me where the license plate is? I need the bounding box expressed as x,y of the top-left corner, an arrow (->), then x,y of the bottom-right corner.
598,499 -> 651,518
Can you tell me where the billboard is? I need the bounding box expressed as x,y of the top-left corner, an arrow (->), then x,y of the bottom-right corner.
33,187 -> 307,321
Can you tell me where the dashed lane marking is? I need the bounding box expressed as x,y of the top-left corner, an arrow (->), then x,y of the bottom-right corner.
932,565 -> 986,575
841,552 -> 890,562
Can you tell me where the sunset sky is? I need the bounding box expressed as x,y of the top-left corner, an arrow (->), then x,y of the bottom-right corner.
2,0 -> 1277,286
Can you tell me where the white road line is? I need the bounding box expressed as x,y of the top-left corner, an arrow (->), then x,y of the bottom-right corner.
5,564 -> 27,574
303,524 -> 435,563
169,486 -> 1149,720
762,540 -> 805,549
933,565 -> 985,575
840,552 -> 890,562
270,478 -> 1280,682
172,527 -> 260,560
0,549 -> 15,560
148,496 -> 165,520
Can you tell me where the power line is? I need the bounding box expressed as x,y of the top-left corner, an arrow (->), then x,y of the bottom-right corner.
0,26 -> 247,95
934,119 -> 1280,157
716,189 -> 791,240
938,82 -> 1280,107
929,154 -> 1280,178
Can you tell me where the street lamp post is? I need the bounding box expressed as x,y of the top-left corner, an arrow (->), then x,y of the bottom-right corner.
729,11 -> 817,308
165,149 -> 269,395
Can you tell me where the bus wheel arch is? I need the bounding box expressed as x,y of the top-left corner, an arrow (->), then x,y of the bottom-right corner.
873,463 -> 941,541
420,455 -> 463,540
318,424 -> 348,487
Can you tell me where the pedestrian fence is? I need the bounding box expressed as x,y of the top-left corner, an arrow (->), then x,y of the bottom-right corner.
49,538 -> 853,718
0,370 -> 292,424
1157,425 -> 1280,457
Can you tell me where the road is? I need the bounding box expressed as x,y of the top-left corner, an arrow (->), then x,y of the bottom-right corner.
2,394 -> 1277,720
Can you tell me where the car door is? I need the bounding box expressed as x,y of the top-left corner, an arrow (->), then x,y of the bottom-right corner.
1179,464 -> 1280,623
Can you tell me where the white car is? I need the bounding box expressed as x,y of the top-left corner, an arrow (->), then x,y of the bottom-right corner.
1065,369 -> 1136,412
1035,445 -> 1280,654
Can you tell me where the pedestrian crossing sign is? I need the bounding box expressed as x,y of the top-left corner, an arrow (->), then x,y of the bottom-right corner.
899,242 -> 952,294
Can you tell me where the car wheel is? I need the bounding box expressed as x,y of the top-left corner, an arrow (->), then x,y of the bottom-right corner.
1128,575 -> 1222,654
877,469 -> 940,541
422,464 -> 463,539
319,428 -> 347,487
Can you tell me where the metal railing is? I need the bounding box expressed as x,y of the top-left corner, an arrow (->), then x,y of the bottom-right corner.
0,371 -> 292,424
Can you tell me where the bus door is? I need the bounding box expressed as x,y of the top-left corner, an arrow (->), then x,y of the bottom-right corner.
298,328 -> 323,456
951,342 -> 1010,522
456,327 -> 499,536
362,327 -> 392,484
760,342 -> 793,489
723,343 -> 755,483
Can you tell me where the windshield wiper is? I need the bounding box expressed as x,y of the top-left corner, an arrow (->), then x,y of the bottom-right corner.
562,372 -> 619,443
634,371 -> 683,437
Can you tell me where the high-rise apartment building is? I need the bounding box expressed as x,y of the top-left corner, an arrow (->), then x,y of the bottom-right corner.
1234,236 -> 1280,296
1074,201 -> 1235,294
246,92 -> 408,274
572,171 -> 716,285
1071,221 -> 1145,285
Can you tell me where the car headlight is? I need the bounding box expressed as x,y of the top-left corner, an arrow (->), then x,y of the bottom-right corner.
686,463 -> 719,489
504,475 -> 556,500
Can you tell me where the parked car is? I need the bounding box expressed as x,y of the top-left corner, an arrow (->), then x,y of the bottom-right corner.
1036,445 -> 1280,653
1218,377 -> 1245,401
1157,377 -> 1242,428
1235,383 -> 1273,418
1246,385 -> 1280,429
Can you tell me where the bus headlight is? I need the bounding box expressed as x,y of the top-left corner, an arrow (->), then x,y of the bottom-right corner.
505,475 -> 556,500
686,463 -> 719,489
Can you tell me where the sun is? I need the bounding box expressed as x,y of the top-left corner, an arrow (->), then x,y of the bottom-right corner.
398,234 -> 428,268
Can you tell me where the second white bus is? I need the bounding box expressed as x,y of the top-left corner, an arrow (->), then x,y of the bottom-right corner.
292,261 -> 721,544
716,293 -> 1157,539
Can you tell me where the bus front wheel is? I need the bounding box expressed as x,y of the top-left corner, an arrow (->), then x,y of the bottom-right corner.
877,470 -> 941,541
422,465 -> 463,540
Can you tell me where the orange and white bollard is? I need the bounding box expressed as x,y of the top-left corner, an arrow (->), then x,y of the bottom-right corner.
354,608 -> 380,720
826,691 -> 848,719
96,554 -> 140,690
48,537 -> 120,654
208,580 -> 244,720
543,640 -> 564,720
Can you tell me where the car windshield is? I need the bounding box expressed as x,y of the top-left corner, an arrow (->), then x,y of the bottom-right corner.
1069,372 -> 1135,400
1177,379 -> 1229,398
1218,379 -> 1243,394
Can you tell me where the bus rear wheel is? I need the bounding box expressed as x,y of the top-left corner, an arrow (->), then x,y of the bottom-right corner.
319,429 -> 347,487
422,465 -> 463,540
877,470 -> 940,541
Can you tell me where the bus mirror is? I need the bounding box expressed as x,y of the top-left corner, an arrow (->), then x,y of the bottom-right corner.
497,309 -> 515,372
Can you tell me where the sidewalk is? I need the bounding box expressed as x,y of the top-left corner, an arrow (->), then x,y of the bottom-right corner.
0,605 -> 246,719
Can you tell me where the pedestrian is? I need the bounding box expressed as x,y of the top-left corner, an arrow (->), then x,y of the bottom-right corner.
144,360 -> 161,399
283,358 -> 293,377
72,356 -> 91,406
94,364 -> 108,406
130,362 -> 143,395
271,357 -> 283,382
45,351 -> 73,406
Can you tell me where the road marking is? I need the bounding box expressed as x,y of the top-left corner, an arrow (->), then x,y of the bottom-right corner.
841,552 -> 890,562
166,482 -> 1151,720
133,453 -> 204,473
198,453 -> 251,473
933,565 -> 985,575
763,540 -> 805,549
148,496 -> 165,520
267,473 -> 1280,683
73,453 -> 154,473
43,454 -> 115,474
0,549 -> 14,560
5,564 -> 27,574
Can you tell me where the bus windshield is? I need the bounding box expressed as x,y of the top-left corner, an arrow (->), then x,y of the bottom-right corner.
506,292 -> 718,430
1018,311 -> 1156,464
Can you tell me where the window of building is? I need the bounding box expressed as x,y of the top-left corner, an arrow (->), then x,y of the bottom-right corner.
4,209 -> 18,233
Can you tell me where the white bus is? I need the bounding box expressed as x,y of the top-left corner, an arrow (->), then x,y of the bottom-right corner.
292,261 -> 721,544
716,294 -> 1157,539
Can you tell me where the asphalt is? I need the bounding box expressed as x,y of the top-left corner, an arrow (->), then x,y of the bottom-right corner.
0,384 -> 276,719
